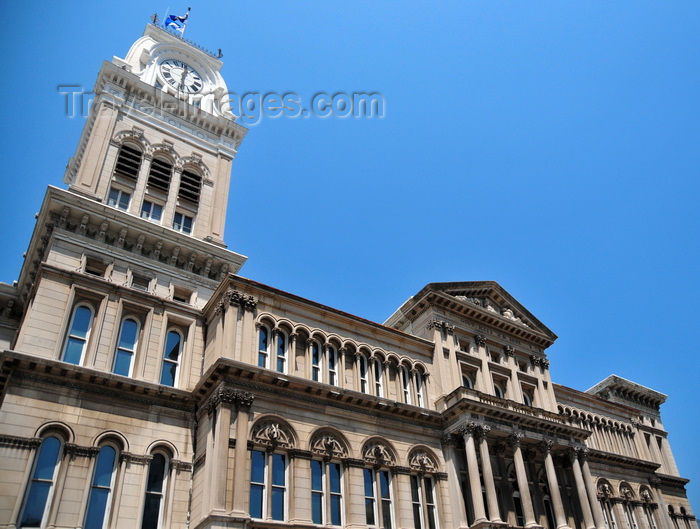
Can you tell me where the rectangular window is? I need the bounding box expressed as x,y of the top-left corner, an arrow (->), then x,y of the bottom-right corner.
84,256 -> 108,277
107,187 -> 131,211
411,475 -> 438,529
250,450 -> 286,521
365,468 -> 393,529
312,460 -> 342,525
140,200 -> 162,222
131,274 -> 151,292
173,212 -> 193,234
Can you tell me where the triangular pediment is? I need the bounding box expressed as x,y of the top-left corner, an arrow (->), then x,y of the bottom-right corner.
386,281 -> 557,347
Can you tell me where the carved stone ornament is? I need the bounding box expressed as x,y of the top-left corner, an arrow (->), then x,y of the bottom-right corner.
427,319 -> 454,334
0,435 -> 42,450
409,450 -> 437,474
648,477 -> 661,487
252,422 -> 293,450
205,385 -> 255,414
363,442 -> 395,468
64,443 -> 101,460
474,335 -> 486,347
598,482 -> 613,499
120,452 -> 153,465
310,434 -> 348,460
507,433 -> 524,449
641,489 -> 653,503
223,288 -> 258,311
504,345 -> 515,357
539,439 -> 554,456
620,485 -> 634,502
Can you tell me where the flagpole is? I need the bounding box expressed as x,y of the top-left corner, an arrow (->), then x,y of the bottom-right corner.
181,7 -> 191,36
164,7 -> 170,27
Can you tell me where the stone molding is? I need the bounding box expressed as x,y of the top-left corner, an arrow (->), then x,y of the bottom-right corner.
64,443 -> 101,459
0,435 -> 42,450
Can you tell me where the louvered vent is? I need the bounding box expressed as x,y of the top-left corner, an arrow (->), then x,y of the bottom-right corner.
147,157 -> 173,192
178,169 -> 202,204
114,144 -> 142,180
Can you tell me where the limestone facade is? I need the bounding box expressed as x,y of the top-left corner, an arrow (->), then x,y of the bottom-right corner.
0,23 -> 695,529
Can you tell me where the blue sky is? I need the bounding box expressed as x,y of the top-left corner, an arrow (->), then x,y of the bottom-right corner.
1,0 -> 698,510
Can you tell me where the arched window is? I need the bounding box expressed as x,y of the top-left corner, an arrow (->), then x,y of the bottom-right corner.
258,326 -> 270,368
19,435 -> 63,527
415,372 -> 425,408
522,391 -> 533,407
311,459 -> 343,525
84,445 -> 118,529
141,452 -> 169,529
401,367 -> 412,405
358,354 -> 369,394
276,331 -> 287,374
178,168 -> 202,205
327,345 -> 338,386
62,304 -> 94,365
311,342 -> 321,382
493,382 -> 505,400
160,330 -> 183,387
373,359 -> 384,397
462,374 -> 474,389
113,317 -> 139,377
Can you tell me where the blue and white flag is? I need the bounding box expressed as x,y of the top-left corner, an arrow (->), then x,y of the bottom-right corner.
165,10 -> 189,34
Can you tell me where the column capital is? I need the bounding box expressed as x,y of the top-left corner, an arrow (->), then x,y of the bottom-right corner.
539,439 -> 554,456
507,433 -> 524,449
475,334 -> 487,347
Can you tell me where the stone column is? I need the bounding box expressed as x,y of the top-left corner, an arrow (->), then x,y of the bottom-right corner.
461,423 -> 488,525
442,434 -> 470,529
508,434 -> 538,528
474,335 -> 494,393
649,478 -> 672,529
394,467 -> 414,529
290,450 -> 312,524
129,153 -> 153,216
231,390 -> 255,517
476,425 -> 503,524
205,385 -> 237,513
162,165 -> 183,227
569,448 -> 596,529
580,448 -> 606,529
539,440 -> 570,529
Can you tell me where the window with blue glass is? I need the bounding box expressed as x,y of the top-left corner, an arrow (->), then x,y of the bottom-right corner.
311,342 -> 321,382
113,318 -> 139,377
311,460 -> 342,525
258,326 -> 270,368
411,475 -> 438,529
160,330 -> 183,387
141,453 -> 168,529
62,304 -> 93,365
19,436 -> 63,528
84,445 -> 118,529
364,468 -> 393,529
250,450 -> 286,521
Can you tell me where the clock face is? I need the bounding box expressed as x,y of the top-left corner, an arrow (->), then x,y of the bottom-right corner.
159,59 -> 204,94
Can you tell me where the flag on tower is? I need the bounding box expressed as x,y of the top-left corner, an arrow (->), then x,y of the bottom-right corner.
165,8 -> 190,34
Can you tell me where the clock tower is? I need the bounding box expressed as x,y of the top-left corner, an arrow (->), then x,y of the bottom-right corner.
63,23 -> 247,248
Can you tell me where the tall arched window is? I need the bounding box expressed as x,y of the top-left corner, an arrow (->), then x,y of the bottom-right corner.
276,331 -> 287,374
509,468 -> 525,527
401,367 -> 412,405
62,304 -> 94,365
113,317 -> 139,377
160,330 -> 183,387
358,354 -> 369,394
258,326 -> 270,368
327,345 -> 338,386
373,359 -> 384,397
141,452 -> 169,529
415,372 -> 425,408
311,342 -> 321,382
462,373 -> 474,389
84,444 -> 118,529
19,435 -> 63,528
